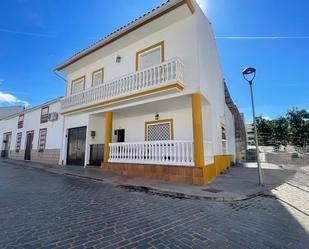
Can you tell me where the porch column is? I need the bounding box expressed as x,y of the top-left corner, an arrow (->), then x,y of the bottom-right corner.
191,93 -> 205,167
104,111 -> 113,162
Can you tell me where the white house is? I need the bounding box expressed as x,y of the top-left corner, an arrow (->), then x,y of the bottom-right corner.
0,98 -> 63,165
53,0 -> 237,185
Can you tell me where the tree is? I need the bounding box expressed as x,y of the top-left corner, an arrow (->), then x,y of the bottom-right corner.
256,117 -> 274,146
287,108 -> 309,148
272,117 -> 289,148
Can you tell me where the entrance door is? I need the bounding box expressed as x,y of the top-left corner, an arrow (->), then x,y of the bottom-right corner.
67,127 -> 86,166
24,132 -> 33,160
116,129 -> 125,143
1,133 -> 12,158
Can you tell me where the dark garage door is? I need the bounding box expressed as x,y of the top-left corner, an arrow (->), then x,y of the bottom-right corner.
67,127 -> 86,166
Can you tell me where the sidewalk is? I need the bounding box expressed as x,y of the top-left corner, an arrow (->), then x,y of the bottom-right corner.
1,159 -> 296,202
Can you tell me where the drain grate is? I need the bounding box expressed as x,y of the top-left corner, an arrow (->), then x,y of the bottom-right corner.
202,188 -> 223,193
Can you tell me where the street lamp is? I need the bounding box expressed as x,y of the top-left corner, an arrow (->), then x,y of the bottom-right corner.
243,67 -> 264,185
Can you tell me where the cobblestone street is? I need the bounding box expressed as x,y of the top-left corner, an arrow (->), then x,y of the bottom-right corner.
0,162 -> 308,249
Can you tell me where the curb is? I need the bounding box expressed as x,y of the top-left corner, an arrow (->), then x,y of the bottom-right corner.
118,184 -> 267,202
1,159 -> 267,202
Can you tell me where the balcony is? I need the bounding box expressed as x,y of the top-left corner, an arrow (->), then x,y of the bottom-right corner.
108,140 -> 214,167
61,57 -> 185,112
109,140 -> 194,166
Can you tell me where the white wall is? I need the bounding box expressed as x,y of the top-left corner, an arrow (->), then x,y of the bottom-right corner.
195,7 -> 236,157
64,5 -> 199,98
113,106 -> 193,143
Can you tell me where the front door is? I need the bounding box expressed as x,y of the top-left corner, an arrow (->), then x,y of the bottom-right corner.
24,132 -> 33,160
67,127 -> 86,166
116,129 -> 125,143
1,133 -> 12,158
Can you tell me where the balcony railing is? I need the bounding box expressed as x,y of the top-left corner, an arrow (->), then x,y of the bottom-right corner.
109,140 -> 194,166
61,57 -> 184,111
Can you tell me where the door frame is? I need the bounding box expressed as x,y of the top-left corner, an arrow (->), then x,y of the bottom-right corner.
24,130 -> 34,160
66,126 -> 87,166
2,132 -> 12,158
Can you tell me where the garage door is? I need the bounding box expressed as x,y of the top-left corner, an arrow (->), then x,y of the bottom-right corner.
67,127 -> 86,166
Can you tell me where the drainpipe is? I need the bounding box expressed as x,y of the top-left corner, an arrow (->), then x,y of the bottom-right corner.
54,70 -> 67,166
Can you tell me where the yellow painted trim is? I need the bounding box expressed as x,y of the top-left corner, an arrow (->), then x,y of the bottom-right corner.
71,76 -> 86,94
191,93 -> 204,167
61,82 -> 184,115
145,118 -> 174,141
203,155 -> 233,183
136,41 -> 165,71
104,112 -> 113,162
185,0 -> 195,14
92,68 -> 104,86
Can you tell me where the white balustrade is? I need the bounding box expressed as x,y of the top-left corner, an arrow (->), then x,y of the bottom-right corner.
61,57 -> 184,110
109,140 -> 194,166
204,141 -> 214,165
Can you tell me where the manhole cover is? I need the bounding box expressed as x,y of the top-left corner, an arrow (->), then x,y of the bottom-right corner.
202,188 -> 222,193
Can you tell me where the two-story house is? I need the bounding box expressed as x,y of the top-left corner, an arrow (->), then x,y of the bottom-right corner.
0,98 -> 63,164
54,0 -> 237,185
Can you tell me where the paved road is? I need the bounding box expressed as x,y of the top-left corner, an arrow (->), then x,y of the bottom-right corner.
0,162 -> 308,249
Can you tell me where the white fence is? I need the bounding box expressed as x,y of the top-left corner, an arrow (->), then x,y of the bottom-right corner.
109,140 -> 194,166
61,57 -> 184,110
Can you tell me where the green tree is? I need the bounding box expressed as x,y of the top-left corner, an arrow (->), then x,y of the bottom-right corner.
256,117 -> 274,146
272,117 -> 289,148
287,108 -> 309,147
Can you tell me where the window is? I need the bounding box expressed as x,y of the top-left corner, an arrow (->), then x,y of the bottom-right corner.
136,41 -> 164,71
71,76 -> 85,94
92,68 -> 104,87
145,119 -> 173,141
15,133 -> 22,152
18,114 -> 24,129
221,126 -> 227,154
40,106 -> 49,123
38,129 -> 47,152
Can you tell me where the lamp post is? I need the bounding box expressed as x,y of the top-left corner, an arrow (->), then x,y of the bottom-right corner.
242,67 -> 264,185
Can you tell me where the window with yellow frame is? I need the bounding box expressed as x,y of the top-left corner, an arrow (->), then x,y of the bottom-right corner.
136,41 -> 164,71
145,119 -> 173,141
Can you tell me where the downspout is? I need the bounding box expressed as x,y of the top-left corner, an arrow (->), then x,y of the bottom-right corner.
54,70 -> 67,166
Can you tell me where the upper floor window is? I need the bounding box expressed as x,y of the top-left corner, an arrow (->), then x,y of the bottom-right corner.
38,129 -> 47,152
40,106 -> 49,123
92,68 -> 104,87
136,41 -> 164,71
18,114 -> 24,129
15,132 -> 22,152
71,76 -> 85,94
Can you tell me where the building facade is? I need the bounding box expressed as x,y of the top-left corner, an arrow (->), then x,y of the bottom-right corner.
0,98 -> 63,165
54,0 -> 237,185
0,0 -> 243,185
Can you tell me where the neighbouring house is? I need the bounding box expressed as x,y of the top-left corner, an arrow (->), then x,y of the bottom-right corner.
0,98 -> 63,164
246,124 -> 255,146
54,0 -> 238,185
0,106 -> 25,120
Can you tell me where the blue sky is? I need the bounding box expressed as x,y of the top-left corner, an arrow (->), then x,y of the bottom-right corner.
0,0 -> 308,123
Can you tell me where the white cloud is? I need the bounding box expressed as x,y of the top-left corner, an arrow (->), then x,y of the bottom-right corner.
196,0 -> 207,11
0,91 -> 30,107
0,28 -> 56,38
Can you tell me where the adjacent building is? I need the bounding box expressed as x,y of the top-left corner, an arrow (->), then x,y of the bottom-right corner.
0,98 -> 63,164
0,0 -> 245,185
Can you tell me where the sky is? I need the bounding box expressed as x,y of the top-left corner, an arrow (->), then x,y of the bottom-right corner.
0,0 -> 308,123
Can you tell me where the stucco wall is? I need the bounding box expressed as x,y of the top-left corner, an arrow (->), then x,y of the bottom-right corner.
64,5 -> 199,98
